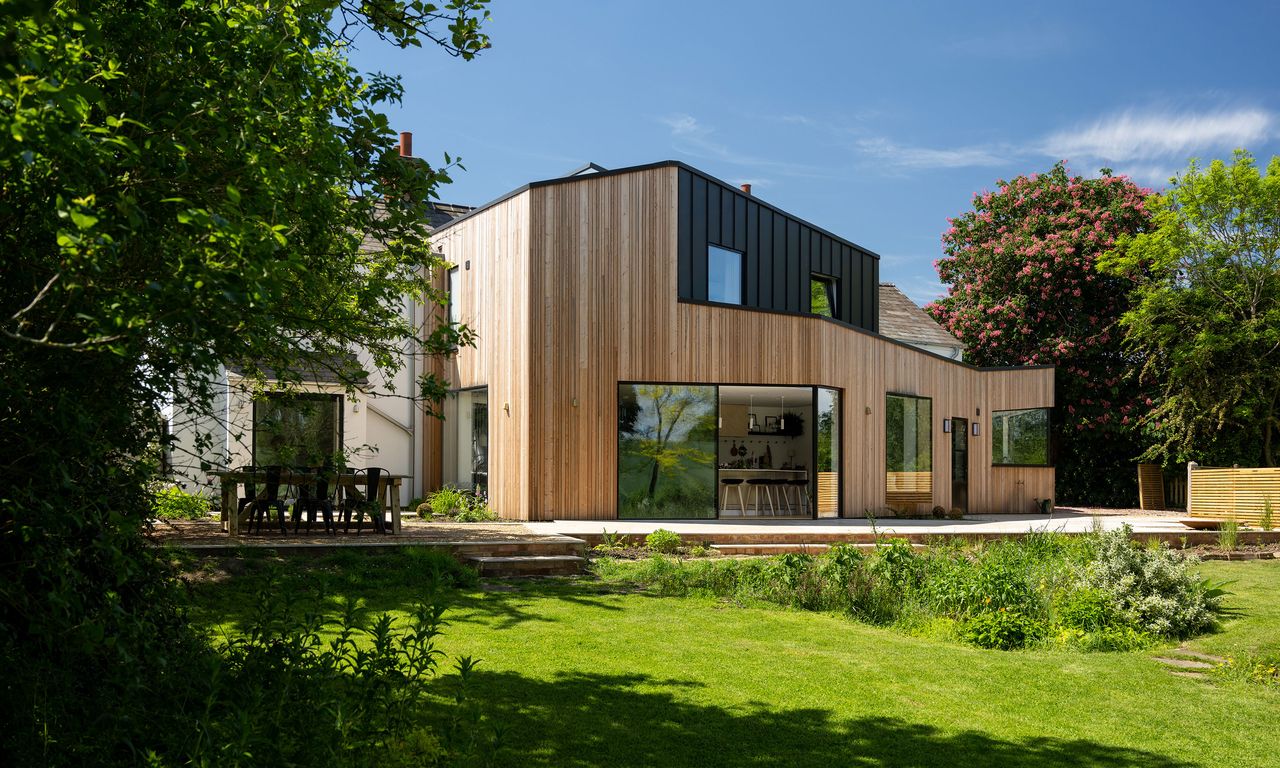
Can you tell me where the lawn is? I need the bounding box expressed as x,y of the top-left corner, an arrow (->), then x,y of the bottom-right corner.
183,550 -> 1280,768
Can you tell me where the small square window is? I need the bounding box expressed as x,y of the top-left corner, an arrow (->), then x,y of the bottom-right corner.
810,274 -> 837,318
708,245 -> 743,305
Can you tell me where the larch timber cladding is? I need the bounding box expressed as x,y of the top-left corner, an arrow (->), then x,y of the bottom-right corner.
447,166 -> 1054,520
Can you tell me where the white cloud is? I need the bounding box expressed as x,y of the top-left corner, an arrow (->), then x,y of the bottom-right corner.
1041,108 -> 1274,163
855,137 -> 1007,169
658,113 -> 835,179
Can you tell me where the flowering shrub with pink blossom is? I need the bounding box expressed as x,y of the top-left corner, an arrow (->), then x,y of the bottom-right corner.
926,162 -> 1154,504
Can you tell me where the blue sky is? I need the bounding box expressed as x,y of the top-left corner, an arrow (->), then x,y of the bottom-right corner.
346,1 -> 1280,304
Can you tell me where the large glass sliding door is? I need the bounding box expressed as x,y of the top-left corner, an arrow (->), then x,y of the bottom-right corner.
443,388 -> 489,494
618,383 -> 842,520
618,384 -> 717,519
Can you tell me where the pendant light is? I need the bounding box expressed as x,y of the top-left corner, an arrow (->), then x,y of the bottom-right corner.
780,393 -> 787,431
748,394 -> 757,431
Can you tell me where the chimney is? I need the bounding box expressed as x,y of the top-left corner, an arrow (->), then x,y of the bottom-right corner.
399,131 -> 413,158
740,183 -> 752,195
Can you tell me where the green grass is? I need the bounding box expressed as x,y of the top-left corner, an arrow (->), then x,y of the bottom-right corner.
182,549 -> 1280,768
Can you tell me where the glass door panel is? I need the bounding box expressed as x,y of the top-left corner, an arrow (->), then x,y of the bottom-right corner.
618,384 -> 717,519
816,388 -> 840,517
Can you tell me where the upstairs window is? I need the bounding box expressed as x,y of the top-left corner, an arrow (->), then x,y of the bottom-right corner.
707,245 -> 743,305
810,274 -> 837,318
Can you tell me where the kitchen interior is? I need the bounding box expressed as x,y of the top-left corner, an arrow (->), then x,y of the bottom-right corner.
718,385 -> 814,518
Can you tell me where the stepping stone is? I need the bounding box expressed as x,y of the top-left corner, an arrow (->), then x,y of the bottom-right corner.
1153,657 -> 1215,670
1169,671 -> 1207,679
1172,647 -> 1226,663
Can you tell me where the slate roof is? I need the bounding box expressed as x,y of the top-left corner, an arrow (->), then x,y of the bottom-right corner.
878,283 -> 964,352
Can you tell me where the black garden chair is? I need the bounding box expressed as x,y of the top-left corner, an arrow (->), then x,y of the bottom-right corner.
292,465 -> 337,535
341,467 -> 388,535
245,465 -> 287,534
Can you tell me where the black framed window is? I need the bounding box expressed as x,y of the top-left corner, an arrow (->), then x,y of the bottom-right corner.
886,394 -> 932,509
810,274 -> 837,318
992,408 -> 1051,466
447,267 -> 461,326
707,245 -> 743,305
253,393 -> 342,467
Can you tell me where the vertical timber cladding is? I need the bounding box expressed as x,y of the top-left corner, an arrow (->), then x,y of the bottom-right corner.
677,167 -> 880,332
427,192 -> 533,519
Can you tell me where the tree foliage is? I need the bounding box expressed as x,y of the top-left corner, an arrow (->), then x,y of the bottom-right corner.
0,0 -> 488,762
1099,150 -> 1280,467
926,163 -> 1153,505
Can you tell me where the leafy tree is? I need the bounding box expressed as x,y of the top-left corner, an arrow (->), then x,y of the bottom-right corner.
926,163 -> 1153,505
0,0 -> 488,762
1099,150 -> 1280,467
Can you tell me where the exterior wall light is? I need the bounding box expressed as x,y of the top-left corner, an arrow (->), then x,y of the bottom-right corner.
942,419 -> 951,433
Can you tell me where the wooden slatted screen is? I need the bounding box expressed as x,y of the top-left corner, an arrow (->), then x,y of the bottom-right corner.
886,470 -> 932,510
817,472 -> 838,516
1137,463 -> 1166,510
1188,467 -> 1280,526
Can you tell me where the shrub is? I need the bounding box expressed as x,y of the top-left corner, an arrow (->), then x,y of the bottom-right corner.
423,487 -> 497,522
1262,498 -> 1274,531
931,505 -> 947,519
427,487 -> 468,518
946,507 -> 964,520
150,485 -> 212,520
963,608 -> 1046,650
645,528 -> 682,554
1218,519 -> 1239,550
1086,525 -> 1223,638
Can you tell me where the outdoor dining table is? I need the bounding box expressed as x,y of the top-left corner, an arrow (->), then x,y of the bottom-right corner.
213,469 -> 406,535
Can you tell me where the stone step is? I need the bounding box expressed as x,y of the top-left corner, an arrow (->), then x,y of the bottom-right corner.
453,538 -> 586,558
1153,657 -> 1215,670
465,554 -> 586,577
1171,647 -> 1226,663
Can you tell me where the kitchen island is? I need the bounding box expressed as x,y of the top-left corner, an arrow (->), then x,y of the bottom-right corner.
717,468 -> 809,517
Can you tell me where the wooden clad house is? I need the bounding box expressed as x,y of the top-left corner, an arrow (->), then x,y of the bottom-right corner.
425,160 -> 1056,521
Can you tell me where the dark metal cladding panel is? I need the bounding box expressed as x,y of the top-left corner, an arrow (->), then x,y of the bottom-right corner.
799,228 -> 812,314
734,194 -> 747,251
721,189 -> 734,250
772,212 -> 787,309
691,175 -> 708,301
678,169 -> 692,298
860,252 -> 870,330
785,220 -> 800,313
758,206 -> 772,306
746,202 -> 760,305
869,252 -> 880,333
842,243 -> 853,322
672,167 -> 875,331
707,182 -> 721,245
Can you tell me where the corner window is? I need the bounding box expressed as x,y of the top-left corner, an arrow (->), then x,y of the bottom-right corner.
810,274 -> 837,318
992,408 -> 1051,466
707,245 -> 743,305
885,394 -> 932,511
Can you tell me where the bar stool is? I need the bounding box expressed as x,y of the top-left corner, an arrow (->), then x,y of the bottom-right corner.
746,478 -> 776,516
786,479 -> 811,517
719,478 -> 747,516
766,479 -> 790,515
